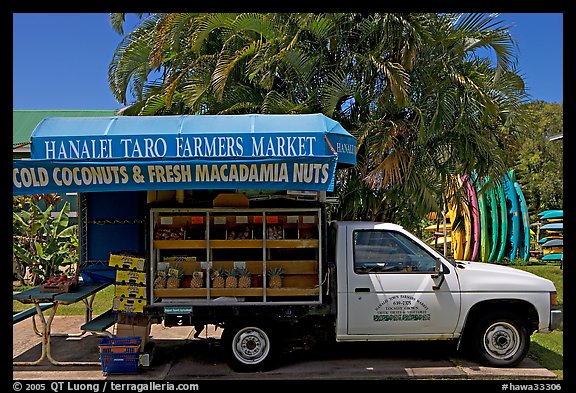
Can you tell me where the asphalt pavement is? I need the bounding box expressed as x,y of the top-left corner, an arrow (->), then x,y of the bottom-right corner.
13,316 -> 559,381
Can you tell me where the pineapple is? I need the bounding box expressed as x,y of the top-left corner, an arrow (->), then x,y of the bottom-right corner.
211,267 -> 225,288
154,271 -> 167,289
190,269 -> 205,288
237,267 -> 251,288
267,266 -> 285,288
225,268 -> 239,288
166,267 -> 183,288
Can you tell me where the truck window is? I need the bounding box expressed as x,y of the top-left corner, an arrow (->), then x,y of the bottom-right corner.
353,230 -> 437,273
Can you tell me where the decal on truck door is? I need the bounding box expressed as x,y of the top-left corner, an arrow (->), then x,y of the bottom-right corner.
373,295 -> 431,322
346,228 -> 461,336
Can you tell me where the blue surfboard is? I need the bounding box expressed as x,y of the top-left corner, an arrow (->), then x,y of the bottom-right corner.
542,253 -> 563,262
502,173 -> 520,261
514,182 -> 530,262
540,210 -> 563,220
538,209 -> 563,218
542,239 -> 563,248
540,223 -> 563,231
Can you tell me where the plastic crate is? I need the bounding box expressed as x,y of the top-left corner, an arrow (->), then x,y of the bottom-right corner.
100,352 -> 139,373
99,336 -> 141,353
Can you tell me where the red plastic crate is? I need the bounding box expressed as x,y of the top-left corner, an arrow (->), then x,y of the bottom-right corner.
99,336 -> 141,353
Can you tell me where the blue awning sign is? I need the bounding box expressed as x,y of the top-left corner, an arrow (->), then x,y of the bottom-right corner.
14,156 -> 338,194
13,114 -> 355,195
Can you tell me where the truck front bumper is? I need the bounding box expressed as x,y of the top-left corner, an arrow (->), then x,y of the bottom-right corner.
550,309 -> 562,331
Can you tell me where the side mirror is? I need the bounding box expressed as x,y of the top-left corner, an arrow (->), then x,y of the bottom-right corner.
435,258 -> 443,273
432,258 -> 445,290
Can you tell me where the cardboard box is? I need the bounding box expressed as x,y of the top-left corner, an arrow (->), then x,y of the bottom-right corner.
116,270 -> 147,285
116,322 -> 151,348
109,254 -> 146,271
115,284 -> 147,299
117,312 -> 149,326
113,297 -> 146,313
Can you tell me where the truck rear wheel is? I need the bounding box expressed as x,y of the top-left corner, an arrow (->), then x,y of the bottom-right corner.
470,312 -> 530,367
222,324 -> 276,372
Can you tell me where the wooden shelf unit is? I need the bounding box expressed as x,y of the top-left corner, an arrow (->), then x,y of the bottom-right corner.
150,207 -> 322,304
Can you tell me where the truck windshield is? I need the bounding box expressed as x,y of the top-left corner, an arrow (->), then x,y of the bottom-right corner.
353,230 -> 438,273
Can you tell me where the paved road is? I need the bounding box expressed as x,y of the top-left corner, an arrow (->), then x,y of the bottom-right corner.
13,316 -> 558,381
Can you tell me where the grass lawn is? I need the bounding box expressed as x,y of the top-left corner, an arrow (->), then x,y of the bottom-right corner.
13,261 -> 563,378
512,261 -> 563,379
13,284 -> 116,316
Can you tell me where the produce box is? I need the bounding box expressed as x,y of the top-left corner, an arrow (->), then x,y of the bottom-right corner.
115,284 -> 147,299
109,254 -> 145,271
116,270 -> 147,285
113,297 -> 146,314
116,322 -> 151,347
40,275 -> 78,293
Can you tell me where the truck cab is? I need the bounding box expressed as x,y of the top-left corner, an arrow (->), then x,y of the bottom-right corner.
331,221 -> 562,367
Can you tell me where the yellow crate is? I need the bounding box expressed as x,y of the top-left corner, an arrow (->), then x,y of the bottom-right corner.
115,284 -> 147,299
116,270 -> 147,285
109,254 -> 146,271
113,297 -> 146,314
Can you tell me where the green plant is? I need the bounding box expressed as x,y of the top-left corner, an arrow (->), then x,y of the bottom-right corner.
13,198 -> 78,285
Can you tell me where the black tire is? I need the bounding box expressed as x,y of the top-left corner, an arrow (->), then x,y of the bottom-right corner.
221,323 -> 277,372
469,312 -> 530,367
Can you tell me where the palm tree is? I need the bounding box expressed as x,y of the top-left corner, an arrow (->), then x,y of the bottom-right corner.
107,13 -> 528,229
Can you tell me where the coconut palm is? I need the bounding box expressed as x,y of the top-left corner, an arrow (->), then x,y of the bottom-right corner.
107,13 -> 528,229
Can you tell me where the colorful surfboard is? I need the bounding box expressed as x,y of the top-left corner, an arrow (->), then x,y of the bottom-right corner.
473,174 -> 490,262
465,175 -> 481,262
495,180 -> 508,263
541,238 -> 563,248
487,182 -> 500,263
542,253 -> 563,262
540,223 -> 563,231
538,209 -> 563,218
514,182 -> 530,262
449,201 -> 465,260
502,172 -> 520,261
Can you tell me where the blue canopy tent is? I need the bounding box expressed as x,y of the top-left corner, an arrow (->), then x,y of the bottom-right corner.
13,113 -> 356,195
13,114 -> 357,283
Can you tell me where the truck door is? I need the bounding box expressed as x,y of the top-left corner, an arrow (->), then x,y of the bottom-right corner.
346,228 -> 461,337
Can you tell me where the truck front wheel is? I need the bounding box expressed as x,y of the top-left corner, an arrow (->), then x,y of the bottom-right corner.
222,324 -> 276,372
470,312 -> 530,367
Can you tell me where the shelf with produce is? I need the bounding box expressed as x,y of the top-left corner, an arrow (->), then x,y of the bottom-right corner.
153,239 -> 319,249
153,287 -> 319,298
154,240 -> 207,249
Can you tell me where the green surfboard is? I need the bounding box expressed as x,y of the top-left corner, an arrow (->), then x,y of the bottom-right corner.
487,181 -> 500,263
472,174 -> 490,262
495,180 -> 508,263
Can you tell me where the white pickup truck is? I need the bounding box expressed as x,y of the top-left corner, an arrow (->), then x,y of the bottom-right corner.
153,218 -> 561,372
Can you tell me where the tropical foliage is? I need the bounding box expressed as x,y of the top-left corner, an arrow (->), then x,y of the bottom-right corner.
13,195 -> 79,285
511,101 -> 563,222
108,13 -> 530,230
